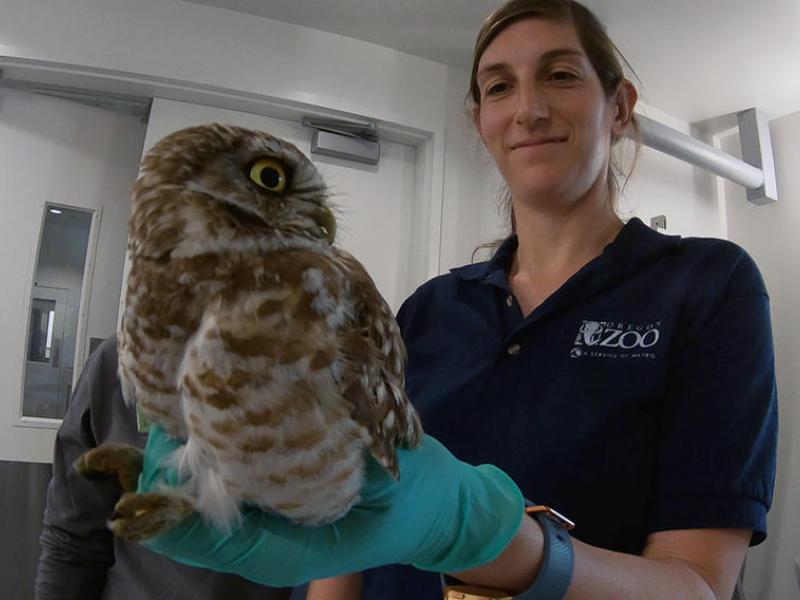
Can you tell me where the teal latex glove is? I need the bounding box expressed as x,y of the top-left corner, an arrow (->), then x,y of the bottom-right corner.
140,425 -> 524,587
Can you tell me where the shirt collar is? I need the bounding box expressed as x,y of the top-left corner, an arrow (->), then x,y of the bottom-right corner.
450,235 -> 518,283
450,217 -> 682,284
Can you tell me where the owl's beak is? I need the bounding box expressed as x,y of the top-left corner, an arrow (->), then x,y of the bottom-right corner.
316,207 -> 337,244
295,200 -> 336,244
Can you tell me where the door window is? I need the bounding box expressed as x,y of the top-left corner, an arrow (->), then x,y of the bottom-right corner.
22,205 -> 93,419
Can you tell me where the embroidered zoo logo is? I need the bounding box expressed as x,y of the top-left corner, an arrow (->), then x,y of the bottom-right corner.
570,320 -> 661,359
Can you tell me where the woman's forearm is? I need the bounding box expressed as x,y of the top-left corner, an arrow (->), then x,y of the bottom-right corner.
450,518 -> 748,600
304,520 -> 745,600
449,513 -> 544,594
306,573 -> 362,600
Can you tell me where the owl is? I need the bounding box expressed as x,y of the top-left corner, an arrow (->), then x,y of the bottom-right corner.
76,123 -> 422,541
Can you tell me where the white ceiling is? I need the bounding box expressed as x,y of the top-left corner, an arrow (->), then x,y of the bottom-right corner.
187,0 -> 800,124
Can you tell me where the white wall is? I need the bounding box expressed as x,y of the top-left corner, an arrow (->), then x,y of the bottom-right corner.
0,0 -> 449,140
0,87 -> 145,463
0,0 -> 456,278
439,67 -> 496,271
0,0 -> 727,272
721,110 -> 800,600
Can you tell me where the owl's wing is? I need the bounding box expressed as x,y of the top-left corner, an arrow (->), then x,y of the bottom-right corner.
334,248 -> 423,479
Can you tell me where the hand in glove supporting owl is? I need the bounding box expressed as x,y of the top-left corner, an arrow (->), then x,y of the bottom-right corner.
138,424 -> 525,587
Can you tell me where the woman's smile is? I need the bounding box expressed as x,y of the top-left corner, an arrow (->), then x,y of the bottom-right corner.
509,137 -> 569,151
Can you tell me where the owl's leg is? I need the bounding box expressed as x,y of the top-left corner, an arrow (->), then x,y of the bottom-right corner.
110,492 -> 194,542
74,444 -> 144,493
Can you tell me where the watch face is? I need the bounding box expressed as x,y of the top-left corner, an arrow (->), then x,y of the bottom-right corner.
444,585 -> 513,600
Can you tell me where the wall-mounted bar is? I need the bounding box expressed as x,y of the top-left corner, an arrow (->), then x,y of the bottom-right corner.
625,108 -> 778,204
736,109 -> 778,205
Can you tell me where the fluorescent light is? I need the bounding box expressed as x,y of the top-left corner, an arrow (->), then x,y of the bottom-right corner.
45,309 -> 55,359
49,208 -> 62,215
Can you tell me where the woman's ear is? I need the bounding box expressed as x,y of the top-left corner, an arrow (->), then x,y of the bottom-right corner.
610,79 -> 638,140
472,106 -> 487,146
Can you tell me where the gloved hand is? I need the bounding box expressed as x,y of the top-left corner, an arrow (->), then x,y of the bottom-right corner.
139,425 -> 525,587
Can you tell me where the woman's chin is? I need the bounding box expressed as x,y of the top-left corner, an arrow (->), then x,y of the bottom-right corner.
511,181 -> 578,204
509,170 -> 601,209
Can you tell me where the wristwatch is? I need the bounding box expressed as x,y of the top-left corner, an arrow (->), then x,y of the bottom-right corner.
442,504 -> 575,600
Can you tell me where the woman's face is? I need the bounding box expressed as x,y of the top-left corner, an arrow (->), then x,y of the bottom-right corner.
474,18 -> 631,208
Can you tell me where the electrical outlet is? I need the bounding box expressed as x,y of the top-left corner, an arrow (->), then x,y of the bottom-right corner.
650,215 -> 667,231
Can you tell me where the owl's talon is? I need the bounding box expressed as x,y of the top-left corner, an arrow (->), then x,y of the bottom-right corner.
74,444 -> 144,493
109,492 -> 194,543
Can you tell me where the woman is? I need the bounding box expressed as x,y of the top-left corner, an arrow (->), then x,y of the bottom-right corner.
140,1 -> 777,598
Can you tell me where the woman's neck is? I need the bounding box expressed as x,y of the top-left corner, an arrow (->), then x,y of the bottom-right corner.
510,196 -> 622,281
507,194 -> 622,316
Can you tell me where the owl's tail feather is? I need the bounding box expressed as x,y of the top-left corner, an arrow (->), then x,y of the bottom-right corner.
162,438 -> 243,534
118,365 -> 138,409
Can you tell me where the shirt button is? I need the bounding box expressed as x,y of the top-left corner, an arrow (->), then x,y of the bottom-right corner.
507,343 -> 521,356
506,294 -> 514,307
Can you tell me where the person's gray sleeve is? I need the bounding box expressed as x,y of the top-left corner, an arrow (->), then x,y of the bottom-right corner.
35,340 -> 122,600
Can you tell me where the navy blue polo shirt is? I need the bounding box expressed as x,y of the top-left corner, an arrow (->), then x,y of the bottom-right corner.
363,217 -> 777,599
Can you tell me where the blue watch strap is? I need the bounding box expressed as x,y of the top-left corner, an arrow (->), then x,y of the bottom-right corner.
440,504 -> 574,600
513,508 -> 573,599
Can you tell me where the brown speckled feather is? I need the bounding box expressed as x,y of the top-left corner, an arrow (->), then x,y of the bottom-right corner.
118,123 -> 422,528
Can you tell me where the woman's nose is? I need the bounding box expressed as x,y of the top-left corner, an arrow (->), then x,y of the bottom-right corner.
514,85 -> 549,125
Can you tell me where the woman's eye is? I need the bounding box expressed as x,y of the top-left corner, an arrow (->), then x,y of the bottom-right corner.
551,71 -> 578,82
485,82 -> 509,96
248,158 -> 288,193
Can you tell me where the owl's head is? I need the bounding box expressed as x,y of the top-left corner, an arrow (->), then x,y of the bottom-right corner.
134,123 -> 335,243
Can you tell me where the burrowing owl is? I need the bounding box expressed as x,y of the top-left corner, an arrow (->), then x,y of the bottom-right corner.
78,123 -> 422,540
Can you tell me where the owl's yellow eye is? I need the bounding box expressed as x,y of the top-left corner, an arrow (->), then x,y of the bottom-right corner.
249,159 -> 288,193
